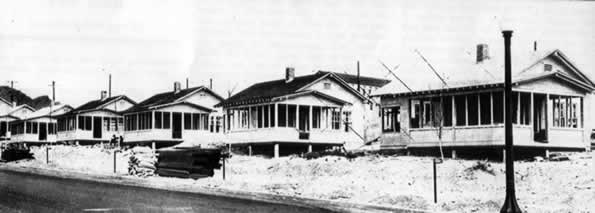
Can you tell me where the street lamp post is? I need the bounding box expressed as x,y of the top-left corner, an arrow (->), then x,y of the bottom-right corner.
501,30 -> 522,213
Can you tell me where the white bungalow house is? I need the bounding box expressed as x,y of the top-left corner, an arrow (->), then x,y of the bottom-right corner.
122,82 -> 225,148
10,104 -> 73,144
216,68 -> 390,157
56,92 -> 136,145
0,103 -> 35,141
373,46 -> 595,158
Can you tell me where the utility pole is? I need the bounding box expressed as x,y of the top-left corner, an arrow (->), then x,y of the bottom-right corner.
51,81 -> 55,103
357,61 -> 361,92
501,30 -> 522,213
108,74 -> 112,98
186,78 -> 189,89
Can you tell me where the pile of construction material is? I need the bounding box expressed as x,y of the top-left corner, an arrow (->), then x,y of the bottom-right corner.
156,147 -> 224,179
128,146 -> 157,177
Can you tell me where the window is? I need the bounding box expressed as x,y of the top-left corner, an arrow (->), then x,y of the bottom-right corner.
184,113 -> 192,130
512,92 -> 519,124
117,118 -> 123,131
331,110 -> 341,130
85,116 -> 92,130
343,111 -> 352,132
104,117 -> 110,131
312,106 -> 321,129
442,97 -> 452,127
163,112 -> 171,129
551,95 -> 581,128
410,100 -> 420,128
269,104 -> 275,127
382,106 -> 400,132
203,114 -> 209,130
493,91 -> 504,124
287,105 -> 296,128
26,122 -> 32,134
30,122 -> 37,134
479,93 -> 491,125
467,94 -> 478,126
278,104 -> 287,127
192,113 -> 200,130
48,123 -> 56,134
544,64 -> 553,72
324,82 -> 331,89
155,111 -> 162,129
78,116 -> 84,130
263,105 -> 269,128
455,95 -> 466,126
257,106 -> 263,128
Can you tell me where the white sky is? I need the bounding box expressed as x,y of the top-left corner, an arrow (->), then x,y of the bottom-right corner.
1,0 -> 594,107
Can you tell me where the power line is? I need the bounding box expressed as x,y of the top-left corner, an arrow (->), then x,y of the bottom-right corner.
379,61 -> 413,92
414,49 -> 449,87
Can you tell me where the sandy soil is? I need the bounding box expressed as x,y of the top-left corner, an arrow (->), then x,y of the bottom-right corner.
7,145 -> 595,213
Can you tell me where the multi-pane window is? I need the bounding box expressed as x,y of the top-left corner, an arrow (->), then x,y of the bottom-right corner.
343,111 -> 352,132
551,95 -> 582,128
382,106 -> 400,132
410,100 -> 421,128
331,110 -> 341,130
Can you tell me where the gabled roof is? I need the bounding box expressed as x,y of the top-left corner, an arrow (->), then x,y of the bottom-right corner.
20,104 -> 73,121
316,71 -> 391,87
125,86 -> 223,113
270,90 -> 352,106
373,48 -> 595,97
60,95 -> 135,116
216,72 -> 368,108
9,104 -> 35,114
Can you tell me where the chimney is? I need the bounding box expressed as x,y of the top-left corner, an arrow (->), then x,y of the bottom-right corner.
476,44 -> 489,63
357,61 -> 361,91
209,78 -> 213,89
100,90 -> 107,100
533,41 -> 537,52
173,81 -> 182,93
285,67 -> 295,83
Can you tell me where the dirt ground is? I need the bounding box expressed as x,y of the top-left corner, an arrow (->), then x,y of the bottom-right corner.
7,145 -> 595,213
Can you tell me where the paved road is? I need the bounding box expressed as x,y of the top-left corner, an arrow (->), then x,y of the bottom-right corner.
0,169 -> 335,213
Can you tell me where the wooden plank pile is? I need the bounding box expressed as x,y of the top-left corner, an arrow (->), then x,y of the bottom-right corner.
128,146 -> 157,177
156,147 -> 223,179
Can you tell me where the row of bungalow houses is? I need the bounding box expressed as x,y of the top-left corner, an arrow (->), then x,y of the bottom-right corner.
1,44 -> 594,158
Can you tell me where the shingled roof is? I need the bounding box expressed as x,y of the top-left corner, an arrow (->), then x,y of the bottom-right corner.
317,71 -> 391,87
61,95 -> 135,116
125,86 -> 223,113
216,71 -> 370,108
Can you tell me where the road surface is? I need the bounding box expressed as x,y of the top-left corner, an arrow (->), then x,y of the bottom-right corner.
0,169 -> 335,213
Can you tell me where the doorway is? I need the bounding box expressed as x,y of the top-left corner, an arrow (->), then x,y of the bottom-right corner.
298,106 -> 310,132
533,94 -> 547,142
172,112 -> 182,139
39,122 -> 47,141
93,117 -> 102,139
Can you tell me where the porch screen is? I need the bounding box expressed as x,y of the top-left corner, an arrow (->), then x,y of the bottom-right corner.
277,104 -> 287,127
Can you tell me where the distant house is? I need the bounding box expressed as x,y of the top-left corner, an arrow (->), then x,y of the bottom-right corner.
10,104 -> 73,143
0,103 -> 35,140
56,92 -> 135,144
123,82 -> 225,148
0,86 -> 52,141
373,47 -> 595,157
215,68 -> 390,157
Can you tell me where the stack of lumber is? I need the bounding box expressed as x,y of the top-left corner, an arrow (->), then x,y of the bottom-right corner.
1,143 -> 33,162
156,147 -> 223,179
128,146 -> 157,177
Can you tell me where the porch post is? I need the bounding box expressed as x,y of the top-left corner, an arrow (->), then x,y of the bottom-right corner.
274,103 -> 278,128
296,104 -> 300,129
274,143 -> 279,158
477,94 -> 481,125
248,144 -> 252,156
465,96 -> 468,126
452,96 -> 456,126
530,93 -> 534,131
248,106 -> 251,129
517,92 -> 521,124
308,144 -> 312,153
308,105 -> 312,131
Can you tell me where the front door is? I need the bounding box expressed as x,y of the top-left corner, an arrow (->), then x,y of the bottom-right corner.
39,122 -> 47,141
93,117 -> 102,139
298,106 -> 310,132
533,94 -> 548,142
172,112 -> 182,139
